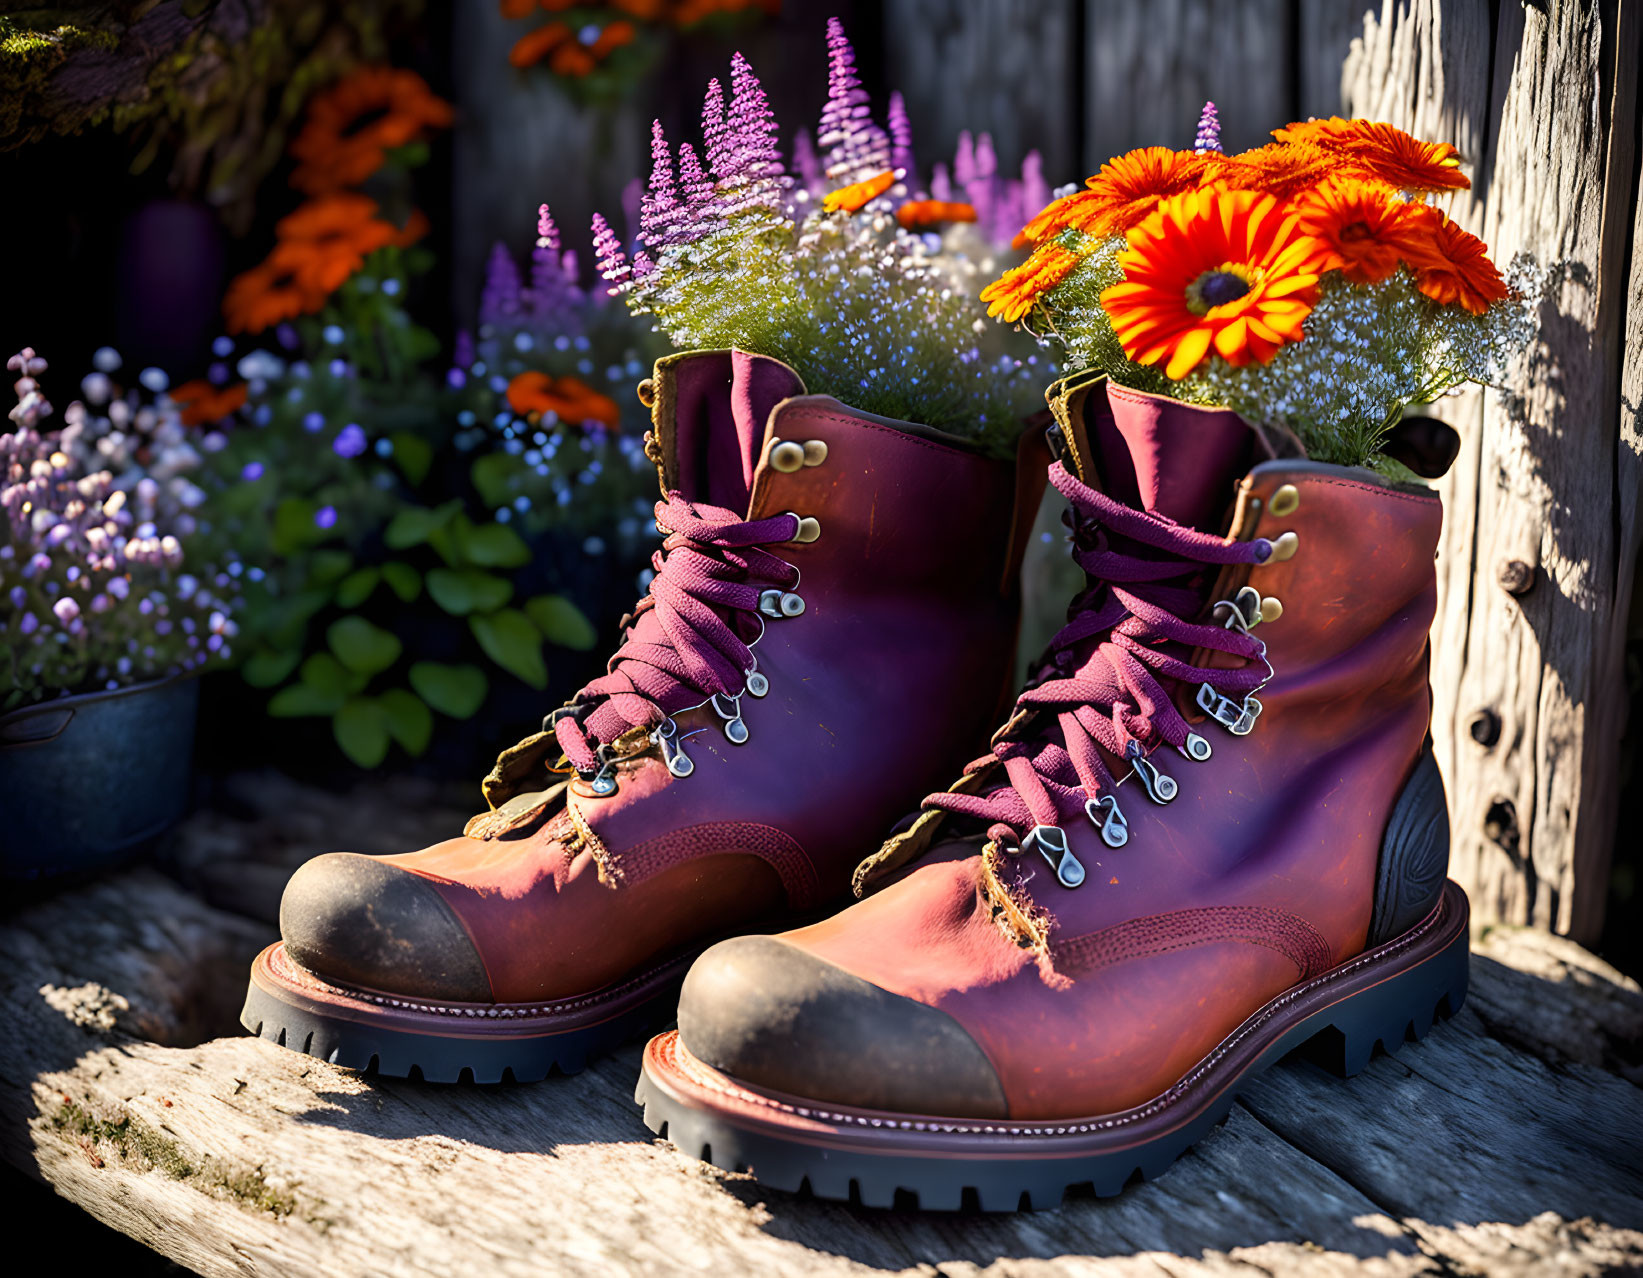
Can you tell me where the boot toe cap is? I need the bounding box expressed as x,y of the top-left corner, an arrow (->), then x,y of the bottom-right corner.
676,935 -> 1007,1118
279,853 -> 491,1001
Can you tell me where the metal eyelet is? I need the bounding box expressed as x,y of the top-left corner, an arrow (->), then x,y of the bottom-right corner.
758,588 -> 806,619
1268,531 -> 1299,562
769,439 -> 806,472
1126,740 -> 1178,804
801,440 -> 828,466
783,513 -> 821,544
1085,794 -> 1129,849
1179,731 -> 1213,761
1268,483 -> 1300,517
1196,682 -> 1262,736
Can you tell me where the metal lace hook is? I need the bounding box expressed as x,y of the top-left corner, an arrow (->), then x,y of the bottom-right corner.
1125,739 -> 1178,804
711,690 -> 749,744
1022,824 -> 1086,888
1085,794 -> 1129,848
654,717 -> 695,777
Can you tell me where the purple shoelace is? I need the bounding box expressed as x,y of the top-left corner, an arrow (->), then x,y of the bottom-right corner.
553,491 -> 800,775
926,461 -> 1274,860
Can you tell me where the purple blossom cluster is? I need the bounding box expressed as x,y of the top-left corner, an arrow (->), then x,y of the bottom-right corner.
1194,101 -> 1223,154
479,203 -> 592,332
1,350 -> 238,709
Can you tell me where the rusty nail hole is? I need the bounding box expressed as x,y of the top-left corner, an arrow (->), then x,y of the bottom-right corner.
1469,708 -> 1502,748
1498,560 -> 1534,595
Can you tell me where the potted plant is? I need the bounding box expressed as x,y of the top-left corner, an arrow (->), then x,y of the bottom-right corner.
1,348 -> 237,877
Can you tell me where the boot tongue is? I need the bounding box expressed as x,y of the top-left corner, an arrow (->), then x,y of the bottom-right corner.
659,349 -> 806,511
1088,383 -> 1258,530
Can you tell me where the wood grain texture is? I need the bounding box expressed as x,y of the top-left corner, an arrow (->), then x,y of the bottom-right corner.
1082,0 -> 1294,173
881,0 -> 1080,185
1,784 -> 1640,1276
1344,0 -> 1643,942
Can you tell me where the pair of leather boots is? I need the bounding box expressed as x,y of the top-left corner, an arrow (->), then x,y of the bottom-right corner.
242,349 -> 1468,1211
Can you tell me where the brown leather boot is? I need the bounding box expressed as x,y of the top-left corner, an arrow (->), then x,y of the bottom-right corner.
240,350 -> 1041,1081
638,370 -> 1468,1208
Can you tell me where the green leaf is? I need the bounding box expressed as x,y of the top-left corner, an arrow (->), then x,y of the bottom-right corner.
408,661 -> 488,719
241,647 -> 301,688
327,616 -> 403,675
390,432 -> 432,486
381,561 -> 421,602
459,521 -> 531,568
470,452 -> 521,509
333,698 -> 390,768
384,499 -> 462,550
272,497 -> 321,554
426,568 -> 513,616
309,549 -> 354,586
470,608 -> 547,690
268,681 -> 345,718
379,688 -> 433,756
524,594 -> 598,651
300,651 -> 352,697
335,567 -> 380,608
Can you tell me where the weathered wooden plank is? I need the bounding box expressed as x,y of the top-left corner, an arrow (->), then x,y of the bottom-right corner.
1296,2 -> 1378,122
1345,0 -> 1642,942
3,778 -> 1641,1276
880,0 -> 1080,185
1082,0 -> 1296,172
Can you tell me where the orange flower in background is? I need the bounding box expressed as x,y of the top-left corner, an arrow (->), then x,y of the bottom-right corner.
290,67 -> 452,194
1409,213 -> 1508,313
1101,187 -> 1323,379
1019,147 -> 1209,246
510,19 -> 637,73
223,259 -> 327,334
980,241 -> 1083,324
170,380 -> 249,426
390,208 -> 431,248
1294,179 -> 1436,284
896,200 -> 977,232
824,168 -> 896,213
507,373 -> 621,428
275,194 -> 399,293
1273,117 -> 1468,193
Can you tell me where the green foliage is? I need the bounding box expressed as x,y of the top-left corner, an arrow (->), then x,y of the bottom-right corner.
409,662 -> 487,720
471,608 -> 548,690
525,595 -> 598,651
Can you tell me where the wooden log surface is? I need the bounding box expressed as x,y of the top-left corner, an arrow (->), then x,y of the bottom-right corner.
1345,0 -> 1643,943
0,775 -> 1640,1276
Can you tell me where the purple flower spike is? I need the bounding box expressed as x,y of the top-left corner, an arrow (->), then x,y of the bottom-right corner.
480,242 -> 523,324
640,120 -> 684,250
536,203 -> 561,252
702,77 -> 730,181
454,329 -> 475,369
817,18 -> 889,185
590,213 -> 631,291
530,204 -> 576,319
1195,101 -> 1222,154
887,90 -> 914,176
674,142 -> 715,239
953,131 -> 976,188
930,161 -> 952,202
719,52 -> 788,216
791,128 -> 822,194
1020,150 -> 1049,221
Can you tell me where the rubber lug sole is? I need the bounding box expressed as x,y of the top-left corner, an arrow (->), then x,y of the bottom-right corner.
635,879 -> 1470,1211
241,941 -> 690,1083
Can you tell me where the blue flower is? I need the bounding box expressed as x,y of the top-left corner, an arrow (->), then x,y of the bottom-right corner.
241,461 -> 265,481
333,423 -> 368,459
314,505 -> 339,530
303,411 -> 326,433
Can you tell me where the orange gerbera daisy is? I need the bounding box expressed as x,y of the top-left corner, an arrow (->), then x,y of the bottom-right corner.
507,373 -> 621,428
1408,213 -> 1508,314
169,380 -> 249,427
1293,178 -> 1437,284
1272,117 -> 1468,193
980,240 -> 1083,323
274,194 -> 399,293
290,67 -> 453,194
1101,187 -> 1323,379
896,199 -> 977,231
222,259 -> 327,335
824,168 -> 896,213
1019,146 -> 1208,245
1209,140 -> 1344,201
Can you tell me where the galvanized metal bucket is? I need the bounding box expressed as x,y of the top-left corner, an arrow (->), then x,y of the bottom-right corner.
0,675 -> 200,879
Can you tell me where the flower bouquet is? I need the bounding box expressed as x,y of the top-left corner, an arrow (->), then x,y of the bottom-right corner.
984,105 -> 1536,475
589,17 -> 1051,455
1,350 -> 238,873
